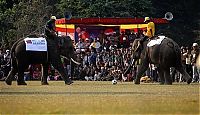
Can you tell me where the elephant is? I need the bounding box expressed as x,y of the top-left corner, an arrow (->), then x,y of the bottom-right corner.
5,35 -> 80,85
128,36 -> 192,85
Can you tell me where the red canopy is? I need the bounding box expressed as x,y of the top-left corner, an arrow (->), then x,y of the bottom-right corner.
56,17 -> 168,25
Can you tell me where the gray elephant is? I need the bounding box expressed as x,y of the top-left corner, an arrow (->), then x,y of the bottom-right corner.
5,35 -> 80,85
129,36 -> 192,85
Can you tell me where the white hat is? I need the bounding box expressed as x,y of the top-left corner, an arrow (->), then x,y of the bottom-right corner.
193,43 -> 198,47
144,17 -> 150,22
51,16 -> 56,20
58,31 -> 62,37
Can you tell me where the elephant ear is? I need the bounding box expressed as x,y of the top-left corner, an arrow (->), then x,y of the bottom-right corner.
58,36 -> 65,47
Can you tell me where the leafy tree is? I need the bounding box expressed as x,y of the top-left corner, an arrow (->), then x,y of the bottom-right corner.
0,0 -> 199,48
57,0 -> 154,18
0,0 -> 16,48
152,0 -> 200,45
0,0 -> 56,48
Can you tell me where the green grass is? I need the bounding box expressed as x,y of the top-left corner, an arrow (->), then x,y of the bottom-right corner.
0,81 -> 199,114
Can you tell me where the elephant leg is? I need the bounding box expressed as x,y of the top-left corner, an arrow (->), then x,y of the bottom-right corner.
17,68 -> 27,85
41,64 -> 49,85
163,68 -> 172,85
134,59 -> 149,84
5,68 -> 17,85
157,67 -> 165,85
176,66 -> 192,84
17,64 -> 27,85
51,58 -> 73,85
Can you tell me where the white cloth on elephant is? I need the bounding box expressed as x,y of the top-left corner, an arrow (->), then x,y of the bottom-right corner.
147,36 -> 165,47
24,37 -> 47,51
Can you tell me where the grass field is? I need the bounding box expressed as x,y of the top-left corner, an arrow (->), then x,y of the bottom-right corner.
0,81 -> 199,114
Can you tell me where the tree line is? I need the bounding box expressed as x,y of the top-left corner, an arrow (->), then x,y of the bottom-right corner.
0,0 -> 199,49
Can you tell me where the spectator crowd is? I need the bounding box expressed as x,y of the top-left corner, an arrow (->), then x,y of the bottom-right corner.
0,29 -> 199,83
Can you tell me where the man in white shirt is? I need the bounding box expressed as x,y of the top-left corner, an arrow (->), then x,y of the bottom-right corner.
89,38 -> 101,52
75,38 -> 86,53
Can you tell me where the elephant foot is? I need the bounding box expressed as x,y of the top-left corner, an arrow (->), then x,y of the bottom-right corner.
41,82 -> 49,85
5,79 -> 12,85
134,80 -> 140,84
159,82 -> 165,85
164,82 -> 172,85
187,78 -> 192,84
65,79 -> 73,85
17,81 -> 27,85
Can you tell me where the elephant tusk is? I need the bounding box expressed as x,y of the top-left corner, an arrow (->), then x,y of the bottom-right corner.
71,58 -> 81,65
60,55 -> 70,60
60,55 -> 81,65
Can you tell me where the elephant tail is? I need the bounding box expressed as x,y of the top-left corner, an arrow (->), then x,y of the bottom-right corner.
173,42 -> 182,65
10,38 -> 23,69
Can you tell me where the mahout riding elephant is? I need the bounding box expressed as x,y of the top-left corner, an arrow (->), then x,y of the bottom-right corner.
5,35 -> 80,85
129,36 -> 192,85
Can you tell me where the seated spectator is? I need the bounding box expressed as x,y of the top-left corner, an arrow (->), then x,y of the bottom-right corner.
75,38 -> 86,53
89,38 -> 101,53
103,38 -> 111,52
24,65 -> 32,81
79,65 -> 89,80
84,64 -> 91,81
54,70 -> 62,80
129,30 -> 136,43
98,30 -> 106,45
48,65 -> 55,80
89,51 -> 97,65
96,52 -> 104,66
85,65 -> 93,81
32,67 -> 41,80
88,65 -> 96,80
94,70 -> 101,81
85,38 -> 91,52
83,51 -> 90,66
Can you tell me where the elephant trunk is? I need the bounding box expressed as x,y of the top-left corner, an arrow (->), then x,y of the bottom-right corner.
71,58 -> 81,65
